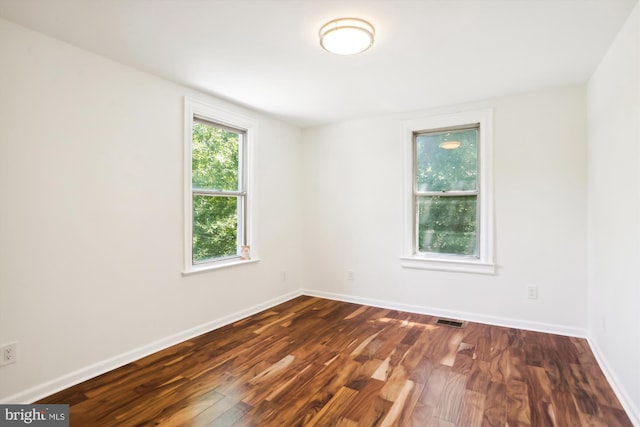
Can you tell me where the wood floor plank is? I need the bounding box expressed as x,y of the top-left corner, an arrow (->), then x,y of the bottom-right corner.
341,379 -> 385,421
418,363 -> 451,408
482,381 -> 508,426
35,296 -> 633,426
506,379 -> 531,425
304,386 -> 358,427
526,365 -> 556,426
354,395 -> 393,427
552,390 -> 583,427
402,328 -> 437,378
433,372 -> 467,424
465,359 -> 491,395
458,389 -> 485,427
380,379 -> 415,427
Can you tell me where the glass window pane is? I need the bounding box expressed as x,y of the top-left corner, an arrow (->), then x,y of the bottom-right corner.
193,195 -> 239,262
417,195 -> 477,256
415,128 -> 477,192
192,122 -> 240,191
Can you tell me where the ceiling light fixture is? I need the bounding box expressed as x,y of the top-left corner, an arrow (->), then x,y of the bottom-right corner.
319,18 -> 375,55
439,141 -> 461,150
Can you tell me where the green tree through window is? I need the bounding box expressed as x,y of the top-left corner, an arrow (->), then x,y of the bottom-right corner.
191,120 -> 245,263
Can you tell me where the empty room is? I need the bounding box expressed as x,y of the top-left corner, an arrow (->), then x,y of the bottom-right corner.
0,0 -> 638,426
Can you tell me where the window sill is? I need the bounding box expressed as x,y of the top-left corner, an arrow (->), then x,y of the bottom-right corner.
400,256 -> 495,275
183,258 -> 260,276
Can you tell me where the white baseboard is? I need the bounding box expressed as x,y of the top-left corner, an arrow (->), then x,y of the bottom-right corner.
301,288 -> 588,337
587,336 -> 640,426
2,289 -> 302,404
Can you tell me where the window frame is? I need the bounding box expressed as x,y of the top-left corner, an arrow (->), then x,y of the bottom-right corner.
183,97 -> 258,274
401,108 -> 495,274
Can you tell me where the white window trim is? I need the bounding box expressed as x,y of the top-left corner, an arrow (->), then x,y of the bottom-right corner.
183,97 -> 258,275
401,108 -> 495,275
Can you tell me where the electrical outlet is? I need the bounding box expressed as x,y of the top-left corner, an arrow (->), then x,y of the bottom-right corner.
527,286 -> 538,299
347,271 -> 354,281
1,342 -> 17,366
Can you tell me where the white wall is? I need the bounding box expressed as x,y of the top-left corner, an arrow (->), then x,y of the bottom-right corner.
0,18 -> 303,401
302,85 -> 588,334
587,3 -> 640,422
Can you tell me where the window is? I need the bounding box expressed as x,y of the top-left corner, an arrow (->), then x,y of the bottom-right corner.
415,125 -> 479,256
184,98 -> 256,273
401,109 -> 495,274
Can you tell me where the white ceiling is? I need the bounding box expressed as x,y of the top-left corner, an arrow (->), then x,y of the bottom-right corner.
0,0 -> 636,128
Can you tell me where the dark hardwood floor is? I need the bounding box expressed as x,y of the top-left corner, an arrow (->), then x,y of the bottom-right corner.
38,296 -> 632,426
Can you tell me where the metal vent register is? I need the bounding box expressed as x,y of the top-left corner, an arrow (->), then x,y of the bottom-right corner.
435,318 -> 465,328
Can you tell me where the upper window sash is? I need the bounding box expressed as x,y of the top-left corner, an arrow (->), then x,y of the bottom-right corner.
191,116 -> 246,193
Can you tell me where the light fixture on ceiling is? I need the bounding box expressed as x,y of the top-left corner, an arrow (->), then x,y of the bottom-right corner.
439,141 -> 461,150
319,18 -> 375,55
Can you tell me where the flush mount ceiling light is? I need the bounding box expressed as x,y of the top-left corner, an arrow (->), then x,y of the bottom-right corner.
439,141 -> 461,150
319,18 -> 375,55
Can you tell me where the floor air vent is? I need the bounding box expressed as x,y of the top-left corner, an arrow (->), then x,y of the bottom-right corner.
435,318 -> 465,328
